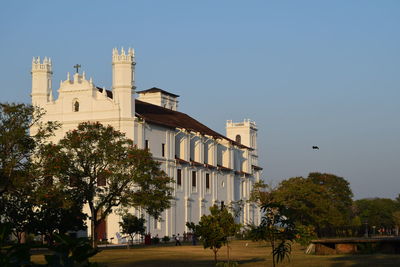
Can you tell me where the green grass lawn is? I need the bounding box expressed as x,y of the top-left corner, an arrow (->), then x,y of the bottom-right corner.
31,240 -> 400,267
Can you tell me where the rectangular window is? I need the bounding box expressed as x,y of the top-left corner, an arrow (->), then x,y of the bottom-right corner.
162,143 -> 165,157
192,171 -> 196,187
145,140 -> 149,150
177,169 -> 182,187
206,173 -> 210,189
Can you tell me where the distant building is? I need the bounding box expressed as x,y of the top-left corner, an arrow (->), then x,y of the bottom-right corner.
30,48 -> 262,243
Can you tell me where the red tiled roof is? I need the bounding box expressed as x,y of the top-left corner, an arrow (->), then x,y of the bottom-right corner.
204,163 -> 217,169
97,88 -> 251,150
175,157 -> 190,165
217,164 -> 233,172
190,160 -> 203,167
235,170 -> 252,176
174,157 -> 221,171
97,87 -> 113,98
252,165 -> 263,171
135,99 -> 251,150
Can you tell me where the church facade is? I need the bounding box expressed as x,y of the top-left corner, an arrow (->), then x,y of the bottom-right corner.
30,48 -> 262,243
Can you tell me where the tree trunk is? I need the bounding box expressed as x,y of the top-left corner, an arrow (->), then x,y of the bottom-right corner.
91,210 -> 98,248
227,242 -> 230,264
271,240 -> 276,267
16,231 -> 22,244
214,248 -> 218,264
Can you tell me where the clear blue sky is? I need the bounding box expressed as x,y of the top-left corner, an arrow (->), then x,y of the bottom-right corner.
1,1 -> 399,199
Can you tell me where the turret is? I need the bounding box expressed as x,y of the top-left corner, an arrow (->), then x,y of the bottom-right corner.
31,57 -> 53,106
137,87 -> 179,110
226,119 -> 258,153
112,47 -> 135,118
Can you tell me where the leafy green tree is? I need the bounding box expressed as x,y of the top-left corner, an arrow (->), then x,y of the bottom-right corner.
1,186 -> 36,243
0,103 -> 59,242
308,172 -> 353,221
49,122 -> 173,248
119,214 -> 146,247
248,186 -> 297,267
0,223 -> 32,266
294,225 -> 317,247
31,182 -> 87,243
392,211 -> 400,235
0,223 -> 98,267
187,205 -> 240,264
44,233 -> 99,267
249,180 -> 273,207
354,198 -> 400,228
0,103 -> 57,197
393,211 -> 400,226
272,173 -> 354,235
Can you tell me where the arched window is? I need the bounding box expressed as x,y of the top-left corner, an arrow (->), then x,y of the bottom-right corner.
74,101 -> 79,112
235,134 -> 241,144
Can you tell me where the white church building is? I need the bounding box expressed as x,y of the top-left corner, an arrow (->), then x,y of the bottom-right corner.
30,48 -> 262,243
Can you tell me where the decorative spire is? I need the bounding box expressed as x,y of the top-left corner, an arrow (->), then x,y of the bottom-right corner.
128,47 -> 134,57
112,47 -> 118,56
67,72 -> 70,80
73,72 -> 79,82
48,89 -> 53,102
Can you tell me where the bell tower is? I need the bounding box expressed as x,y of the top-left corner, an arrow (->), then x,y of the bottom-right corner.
112,47 -> 135,119
31,57 -> 53,107
226,119 -> 258,154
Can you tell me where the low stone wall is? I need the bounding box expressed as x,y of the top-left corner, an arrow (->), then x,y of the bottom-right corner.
312,237 -> 400,255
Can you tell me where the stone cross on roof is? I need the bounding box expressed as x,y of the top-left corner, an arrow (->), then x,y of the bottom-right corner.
73,64 -> 81,73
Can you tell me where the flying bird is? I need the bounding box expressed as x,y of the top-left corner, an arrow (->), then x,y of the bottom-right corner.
312,146 -> 319,150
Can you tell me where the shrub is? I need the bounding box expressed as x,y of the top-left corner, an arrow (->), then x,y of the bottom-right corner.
162,236 -> 170,243
295,225 -> 317,247
151,236 -> 160,245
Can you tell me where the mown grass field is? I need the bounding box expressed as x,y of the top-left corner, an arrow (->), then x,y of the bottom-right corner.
32,240 -> 400,266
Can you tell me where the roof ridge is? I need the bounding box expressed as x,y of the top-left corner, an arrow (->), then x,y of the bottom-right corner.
136,87 -> 180,97
135,99 -> 252,150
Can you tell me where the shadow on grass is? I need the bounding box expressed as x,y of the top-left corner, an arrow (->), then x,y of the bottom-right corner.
106,257 -> 266,267
330,254 -> 400,267
237,257 -> 266,264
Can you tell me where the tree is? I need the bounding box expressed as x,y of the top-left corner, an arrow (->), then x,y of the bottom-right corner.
119,214 -> 146,247
0,103 -> 59,242
248,186 -> 297,267
249,180 -> 274,207
354,198 -> 400,229
31,182 -> 87,243
187,205 -> 240,264
48,122 -> 173,248
308,172 -> 353,222
1,186 -> 36,243
271,173 -> 354,235
0,103 -> 57,197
